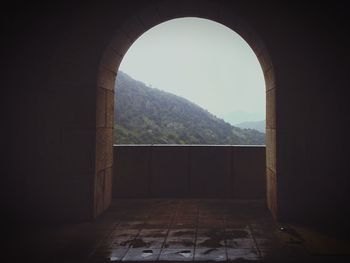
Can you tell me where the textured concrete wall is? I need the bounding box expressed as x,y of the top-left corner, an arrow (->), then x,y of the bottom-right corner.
113,146 -> 266,199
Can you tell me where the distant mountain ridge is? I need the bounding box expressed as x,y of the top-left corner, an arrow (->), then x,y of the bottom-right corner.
220,111 -> 264,125
114,71 -> 265,145
235,120 -> 265,133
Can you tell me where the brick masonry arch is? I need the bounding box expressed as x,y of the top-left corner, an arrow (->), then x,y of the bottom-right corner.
95,1 -> 277,219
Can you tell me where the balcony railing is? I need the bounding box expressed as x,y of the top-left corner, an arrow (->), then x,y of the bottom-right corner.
113,145 -> 266,199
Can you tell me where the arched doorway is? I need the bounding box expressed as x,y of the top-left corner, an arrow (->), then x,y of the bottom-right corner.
94,1 -> 276,219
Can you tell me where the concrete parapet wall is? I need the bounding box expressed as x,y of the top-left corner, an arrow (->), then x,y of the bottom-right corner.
113,145 -> 266,199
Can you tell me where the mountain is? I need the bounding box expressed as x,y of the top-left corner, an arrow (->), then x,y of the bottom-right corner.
114,71 -> 265,145
235,120 -> 265,133
220,111 -> 264,125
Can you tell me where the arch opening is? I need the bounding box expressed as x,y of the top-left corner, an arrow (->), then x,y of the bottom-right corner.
115,17 -> 266,146
95,6 -> 276,220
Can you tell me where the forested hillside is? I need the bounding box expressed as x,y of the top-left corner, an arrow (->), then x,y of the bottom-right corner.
114,71 -> 265,145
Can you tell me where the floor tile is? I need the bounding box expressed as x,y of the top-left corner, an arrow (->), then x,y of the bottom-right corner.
225,228 -> 252,239
90,248 -> 128,262
165,237 -> 195,248
169,229 -> 196,238
196,237 -> 225,248
139,228 -> 168,238
159,248 -> 194,261
226,248 -> 260,261
122,248 -> 161,261
226,238 -> 256,249
194,248 -> 227,261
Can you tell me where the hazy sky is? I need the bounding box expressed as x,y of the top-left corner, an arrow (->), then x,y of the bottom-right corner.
119,17 -> 265,121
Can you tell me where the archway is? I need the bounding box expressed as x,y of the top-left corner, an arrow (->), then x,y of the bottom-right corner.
94,1 -> 276,219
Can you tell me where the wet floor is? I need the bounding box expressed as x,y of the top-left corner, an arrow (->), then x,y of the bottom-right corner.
7,199 -> 350,262
88,199 -> 306,262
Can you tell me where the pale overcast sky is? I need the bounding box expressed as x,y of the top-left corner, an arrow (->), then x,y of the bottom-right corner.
119,17 -> 265,122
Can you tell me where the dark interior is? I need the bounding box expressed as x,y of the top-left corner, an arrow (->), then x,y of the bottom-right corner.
3,1 -> 350,262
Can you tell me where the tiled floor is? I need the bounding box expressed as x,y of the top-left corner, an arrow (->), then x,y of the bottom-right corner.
7,199 -> 350,263
88,199 -> 305,262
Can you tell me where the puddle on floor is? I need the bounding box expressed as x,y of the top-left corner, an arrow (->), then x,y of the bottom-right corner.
177,250 -> 192,258
141,249 -> 153,258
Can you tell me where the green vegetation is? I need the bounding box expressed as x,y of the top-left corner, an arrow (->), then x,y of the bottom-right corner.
114,71 -> 265,145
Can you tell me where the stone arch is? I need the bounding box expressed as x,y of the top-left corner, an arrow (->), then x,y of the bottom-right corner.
94,0 -> 277,219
